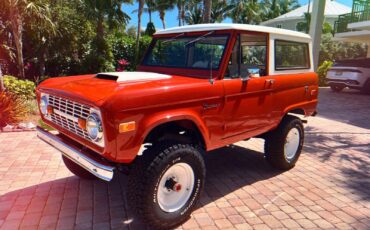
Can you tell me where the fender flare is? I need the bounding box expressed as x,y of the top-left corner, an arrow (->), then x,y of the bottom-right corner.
140,110 -> 210,149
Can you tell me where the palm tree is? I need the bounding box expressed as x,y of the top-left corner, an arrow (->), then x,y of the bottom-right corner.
155,0 -> 176,29
278,0 -> 299,15
202,0 -> 212,23
211,0 -> 233,23
146,0 -> 156,23
262,0 -> 300,21
136,0 -> 144,61
84,0 -> 131,41
229,0 -> 262,24
185,1 -> 203,25
132,0 -> 156,23
177,0 -> 186,26
0,0 -> 54,79
83,0 -> 131,70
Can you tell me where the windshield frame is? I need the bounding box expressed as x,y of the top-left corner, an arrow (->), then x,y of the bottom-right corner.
138,31 -> 232,79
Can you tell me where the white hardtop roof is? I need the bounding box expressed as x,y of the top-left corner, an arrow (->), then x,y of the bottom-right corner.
262,0 -> 351,25
155,23 -> 311,40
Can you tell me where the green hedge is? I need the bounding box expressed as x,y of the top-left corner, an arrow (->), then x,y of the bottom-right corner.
3,75 -> 36,100
317,61 -> 333,87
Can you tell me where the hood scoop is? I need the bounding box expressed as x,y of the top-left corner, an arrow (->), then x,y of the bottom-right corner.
96,71 -> 171,83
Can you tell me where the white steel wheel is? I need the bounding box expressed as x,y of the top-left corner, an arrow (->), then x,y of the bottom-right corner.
157,162 -> 195,213
284,127 -> 300,161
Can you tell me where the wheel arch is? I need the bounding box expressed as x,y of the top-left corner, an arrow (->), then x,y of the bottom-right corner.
283,103 -> 313,117
287,108 -> 306,116
141,113 -> 209,150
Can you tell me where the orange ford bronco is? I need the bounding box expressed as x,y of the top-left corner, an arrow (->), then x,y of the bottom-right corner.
37,24 -> 318,229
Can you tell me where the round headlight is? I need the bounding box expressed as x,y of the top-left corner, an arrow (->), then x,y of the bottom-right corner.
86,113 -> 103,141
40,95 -> 48,115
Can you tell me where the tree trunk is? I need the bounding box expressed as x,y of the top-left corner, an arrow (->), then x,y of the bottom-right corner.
149,9 -> 152,23
39,46 -> 46,77
136,0 -> 144,63
96,16 -> 105,57
160,11 -> 166,29
202,0 -> 212,23
181,1 -> 185,26
97,17 -> 104,41
177,1 -> 182,26
9,7 -> 25,79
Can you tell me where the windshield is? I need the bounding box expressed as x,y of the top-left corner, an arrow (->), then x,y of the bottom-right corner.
142,34 -> 229,71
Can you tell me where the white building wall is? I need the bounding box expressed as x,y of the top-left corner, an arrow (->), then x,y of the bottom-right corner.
263,17 -> 337,32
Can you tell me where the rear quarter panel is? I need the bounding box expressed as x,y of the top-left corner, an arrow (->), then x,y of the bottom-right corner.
270,72 -> 318,125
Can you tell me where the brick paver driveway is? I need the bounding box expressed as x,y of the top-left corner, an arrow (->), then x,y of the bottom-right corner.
0,88 -> 369,230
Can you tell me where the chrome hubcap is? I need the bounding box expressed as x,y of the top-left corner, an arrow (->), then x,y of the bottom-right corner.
157,163 -> 195,212
284,128 -> 300,161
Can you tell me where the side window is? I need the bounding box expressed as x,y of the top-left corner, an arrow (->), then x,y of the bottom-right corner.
225,33 -> 268,79
275,40 -> 310,70
240,34 -> 268,77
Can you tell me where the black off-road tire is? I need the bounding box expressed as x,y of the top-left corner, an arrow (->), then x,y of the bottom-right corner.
62,155 -> 97,180
127,143 -> 205,229
264,116 -> 304,170
330,85 -> 345,92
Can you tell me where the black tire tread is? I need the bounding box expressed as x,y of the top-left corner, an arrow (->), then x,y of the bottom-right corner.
127,142 -> 205,229
264,116 -> 304,170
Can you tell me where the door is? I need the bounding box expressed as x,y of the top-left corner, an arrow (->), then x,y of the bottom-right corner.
223,32 -> 274,138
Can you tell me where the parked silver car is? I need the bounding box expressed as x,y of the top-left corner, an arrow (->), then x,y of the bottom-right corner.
326,58 -> 370,93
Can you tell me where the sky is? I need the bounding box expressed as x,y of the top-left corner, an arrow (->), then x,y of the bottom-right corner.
123,0 -> 353,31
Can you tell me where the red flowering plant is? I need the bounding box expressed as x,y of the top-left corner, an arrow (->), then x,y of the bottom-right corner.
116,59 -> 130,72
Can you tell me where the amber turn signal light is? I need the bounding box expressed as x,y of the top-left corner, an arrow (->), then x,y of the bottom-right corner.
119,121 -> 136,133
78,118 -> 87,130
47,105 -> 54,114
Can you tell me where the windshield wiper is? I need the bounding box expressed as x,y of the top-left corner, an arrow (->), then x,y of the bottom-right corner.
162,33 -> 185,44
185,31 -> 214,46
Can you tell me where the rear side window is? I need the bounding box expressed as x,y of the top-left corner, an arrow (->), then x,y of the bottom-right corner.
275,40 -> 310,70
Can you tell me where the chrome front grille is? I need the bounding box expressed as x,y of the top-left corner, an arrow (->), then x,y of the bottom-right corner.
48,95 -> 92,141
49,95 -> 90,119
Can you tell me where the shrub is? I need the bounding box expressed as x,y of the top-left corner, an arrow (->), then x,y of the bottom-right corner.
110,35 -> 152,71
3,75 -> 36,100
0,92 -> 28,128
317,60 -> 333,86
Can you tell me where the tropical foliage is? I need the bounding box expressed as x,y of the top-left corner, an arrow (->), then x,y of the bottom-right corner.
0,91 -> 28,128
317,60 -> 333,86
110,34 -> 152,71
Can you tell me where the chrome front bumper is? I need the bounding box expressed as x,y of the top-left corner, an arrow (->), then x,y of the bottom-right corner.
36,127 -> 115,181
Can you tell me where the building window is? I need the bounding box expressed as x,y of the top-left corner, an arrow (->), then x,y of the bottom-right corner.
275,40 -> 310,70
276,24 -> 282,28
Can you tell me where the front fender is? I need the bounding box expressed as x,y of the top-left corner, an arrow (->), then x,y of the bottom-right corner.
115,109 -> 210,163
142,109 -> 210,146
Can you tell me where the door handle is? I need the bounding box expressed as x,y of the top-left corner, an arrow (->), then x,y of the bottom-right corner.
265,79 -> 275,85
